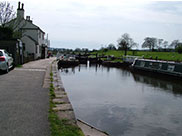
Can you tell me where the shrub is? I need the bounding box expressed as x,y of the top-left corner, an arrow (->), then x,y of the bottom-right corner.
176,43 -> 182,54
0,26 -> 13,40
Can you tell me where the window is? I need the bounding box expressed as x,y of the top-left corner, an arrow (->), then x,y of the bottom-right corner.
36,45 -> 38,53
4,51 -> 9,56
167,65 -> 175,71
42,33 -> 44,40
159,63 -> 162,69
39,31 -> 41,39
140,61 -> 145,67
0,51 -> 3,56
39,46 -> 41,53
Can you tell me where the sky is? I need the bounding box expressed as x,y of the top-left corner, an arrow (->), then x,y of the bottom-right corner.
7,0 -> 182,49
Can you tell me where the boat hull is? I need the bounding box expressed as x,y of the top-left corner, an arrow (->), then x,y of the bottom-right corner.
132,59 -> 182,78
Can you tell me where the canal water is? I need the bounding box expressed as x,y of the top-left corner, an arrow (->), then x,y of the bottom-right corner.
60,64 -> 182,136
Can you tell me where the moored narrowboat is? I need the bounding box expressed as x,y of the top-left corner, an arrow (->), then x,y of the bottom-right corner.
57,60 -> 79,69
132,59 -> 182,78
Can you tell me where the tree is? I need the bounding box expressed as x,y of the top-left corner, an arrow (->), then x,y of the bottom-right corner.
100,47 -> 108,52
142,37 -> 157,51
75,48 -> 81,52
117,33 -> 137,56
81,48 -> 89,54
107,43 -> 116,50
163,41 -> 169,49
0,2 -> 15,27
52,49 -> 58,55
175,43 -> 182,54
0,2 -> 25,39
1,2 -> 29,39
157,39 -> 163,49
0,26 -> 13,40
170,40 -> 179,49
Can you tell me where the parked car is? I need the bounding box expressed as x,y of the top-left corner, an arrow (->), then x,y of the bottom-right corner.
0,49 -> 14,73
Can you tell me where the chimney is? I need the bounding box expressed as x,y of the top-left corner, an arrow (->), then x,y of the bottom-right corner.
26,16 -> 30,20
21,3 -> 24,10
26,16 -> 32,23
17,2 -> 24,19
18,2 -> 21,10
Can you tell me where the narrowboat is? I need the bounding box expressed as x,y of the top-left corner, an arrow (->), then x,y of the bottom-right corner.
123,55 -> 144,64
132,59 -> 182,78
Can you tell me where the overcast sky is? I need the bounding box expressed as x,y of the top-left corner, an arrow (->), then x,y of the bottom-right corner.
8,0 -> 182,49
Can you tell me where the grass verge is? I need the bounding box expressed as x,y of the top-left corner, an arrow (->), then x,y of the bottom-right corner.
92,50 -> 182,62
49,70 -> 84,136
16,64 -> 22,68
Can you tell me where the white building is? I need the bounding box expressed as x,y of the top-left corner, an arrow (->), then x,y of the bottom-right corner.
7,2 -> 50,59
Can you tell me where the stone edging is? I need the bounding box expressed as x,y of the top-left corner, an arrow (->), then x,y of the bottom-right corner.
51,61 -> 110,136
51,61 -> 77,125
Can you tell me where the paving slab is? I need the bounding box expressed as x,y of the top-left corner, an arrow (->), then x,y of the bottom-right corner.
55,87 -> 65,91
53,104 -> 73,111
55,94 -> 67,98
57,111 -> 76,125
53,97 -> 70,104
54,91 -> 66,96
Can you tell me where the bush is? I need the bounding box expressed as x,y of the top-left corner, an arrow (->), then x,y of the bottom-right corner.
0,27 -> 13,40
176,44 -> 182,54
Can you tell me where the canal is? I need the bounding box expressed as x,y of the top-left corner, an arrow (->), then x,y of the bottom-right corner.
60,64 -> 182,136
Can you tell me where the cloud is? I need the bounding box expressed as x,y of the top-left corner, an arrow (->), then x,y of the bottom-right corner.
8,0 -> 182,49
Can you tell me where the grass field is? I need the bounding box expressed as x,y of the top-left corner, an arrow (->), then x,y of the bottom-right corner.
92,50 -> 182,62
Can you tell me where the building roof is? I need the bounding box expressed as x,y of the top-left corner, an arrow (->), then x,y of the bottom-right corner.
22,19 -> 45,34
19,18 -> 45,34
22,35 -> 38,45
5,17 -> 45,34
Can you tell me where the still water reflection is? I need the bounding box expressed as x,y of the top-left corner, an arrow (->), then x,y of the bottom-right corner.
60,64 -> 182,136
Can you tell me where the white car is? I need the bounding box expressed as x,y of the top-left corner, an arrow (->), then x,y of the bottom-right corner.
0,49 -> 14,73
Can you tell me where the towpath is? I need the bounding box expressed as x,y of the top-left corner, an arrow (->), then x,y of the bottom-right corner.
0,58 -> 55,136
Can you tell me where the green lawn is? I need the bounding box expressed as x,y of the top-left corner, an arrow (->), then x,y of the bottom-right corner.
92,50 -> 182,62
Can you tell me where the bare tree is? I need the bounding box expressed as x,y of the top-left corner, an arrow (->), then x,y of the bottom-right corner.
170,40 -> 179,49
157,39 -> 163,49
0,1 -> 15,27
142,37 -> 157,51
0,2 -> 28,39
163,41 -> 168,49
117,33 -> 137,56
